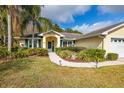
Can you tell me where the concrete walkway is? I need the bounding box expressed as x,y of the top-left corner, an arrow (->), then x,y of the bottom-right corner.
48,52 -> 124,68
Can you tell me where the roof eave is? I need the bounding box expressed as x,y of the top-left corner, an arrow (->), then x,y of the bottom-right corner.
38,30 -> 64,37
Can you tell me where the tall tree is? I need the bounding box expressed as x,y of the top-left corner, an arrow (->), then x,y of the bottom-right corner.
52,24 -> 64,32
65,28 -> 83,34
0,6 -> 7,46
0,5 -> 53,50
22,5 -> 52,48
0,5 -> 30,51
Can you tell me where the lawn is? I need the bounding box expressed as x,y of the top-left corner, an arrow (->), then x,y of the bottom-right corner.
0,56 -> 124,88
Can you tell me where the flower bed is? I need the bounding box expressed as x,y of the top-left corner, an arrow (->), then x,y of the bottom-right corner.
55,47 -> 119,62
0,47 -> 48,62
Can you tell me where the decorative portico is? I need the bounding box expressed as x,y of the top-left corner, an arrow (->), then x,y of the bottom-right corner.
40,30 -> 63,51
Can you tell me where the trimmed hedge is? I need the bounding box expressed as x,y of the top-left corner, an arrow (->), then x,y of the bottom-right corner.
58,50 -> 73,59
12,50 -> 29,58
56,47 -> 86,54
12,48 -> 48,59
77,49 -> 106,62
106,53 -> 118,61
36,48 -> 48,56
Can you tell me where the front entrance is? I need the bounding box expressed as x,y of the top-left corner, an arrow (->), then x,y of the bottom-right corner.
48,41 -> 55,52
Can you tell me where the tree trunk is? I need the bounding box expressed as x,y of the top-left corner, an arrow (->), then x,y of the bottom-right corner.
7,14 -> 12,52
32,21 -> 34,49
4,35 -> 6,46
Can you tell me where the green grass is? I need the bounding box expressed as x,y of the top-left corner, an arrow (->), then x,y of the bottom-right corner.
0,56 -> 124,88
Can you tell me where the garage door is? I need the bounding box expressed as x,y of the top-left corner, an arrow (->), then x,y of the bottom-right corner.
110,38 -> 124,57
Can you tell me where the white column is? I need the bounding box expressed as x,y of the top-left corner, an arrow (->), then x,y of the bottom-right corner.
72,41 -> 74,47
67,41 -> 68,47
37,39 -> 39,48
43,37 -> 46,48
57,36 -> 60,47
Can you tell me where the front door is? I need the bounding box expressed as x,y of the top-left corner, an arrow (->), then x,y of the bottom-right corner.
48,41 -> 55,52
48,42 -> 52,52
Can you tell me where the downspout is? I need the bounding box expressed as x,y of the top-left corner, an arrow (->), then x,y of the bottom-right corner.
98,35 -> 105,50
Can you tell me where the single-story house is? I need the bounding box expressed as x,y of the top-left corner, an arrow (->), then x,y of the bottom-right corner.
76,22 -> 124,57
19,30 -> 82,52
19,22 -> 124,57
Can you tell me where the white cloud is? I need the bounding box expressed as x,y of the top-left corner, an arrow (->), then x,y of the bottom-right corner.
41,5 -> 91,23
98,5 -> 124,14
72,21 -> 113,34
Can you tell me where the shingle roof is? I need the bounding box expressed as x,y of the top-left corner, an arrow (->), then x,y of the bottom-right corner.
60,32 -> 82,39
79,21 -> 124,39
22,31 -> 82,40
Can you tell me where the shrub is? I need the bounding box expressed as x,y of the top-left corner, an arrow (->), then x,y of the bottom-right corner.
55,47 -> 86,54
21,48 -> 48,56
0,47 -> 10,58
77,49 -> 106,62
55,48 -> 63,55
12,50 -> 29,58
11,48 -> 48,59
76,51 -> 91,62
27,48 -> 38,56
36,48 -> 48,56
106,53 -> 118,61
58,50 -> 73,59
62,47 -> 86,52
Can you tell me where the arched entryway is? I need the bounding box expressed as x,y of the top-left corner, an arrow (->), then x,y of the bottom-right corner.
46,36 -> 57,52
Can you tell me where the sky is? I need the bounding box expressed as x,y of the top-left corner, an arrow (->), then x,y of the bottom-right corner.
41,5 -> 124,34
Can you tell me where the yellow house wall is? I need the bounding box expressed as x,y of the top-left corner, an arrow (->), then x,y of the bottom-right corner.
75,36 -> 103,49
103,26 -> 124,53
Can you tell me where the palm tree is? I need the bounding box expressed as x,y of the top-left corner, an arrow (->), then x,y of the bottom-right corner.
39,17 -> 52,32
22,5 -> 52,48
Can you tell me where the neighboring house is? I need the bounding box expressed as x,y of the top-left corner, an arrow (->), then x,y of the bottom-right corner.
76,22 -> 124,57
19,30 -> 82,52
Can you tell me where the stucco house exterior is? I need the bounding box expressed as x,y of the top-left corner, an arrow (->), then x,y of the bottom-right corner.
76,22 -> 124,57
19,30 -> 82,52
19,22 -> 124,57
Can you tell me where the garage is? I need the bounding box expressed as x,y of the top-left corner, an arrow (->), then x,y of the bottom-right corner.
110,38 -> 124,57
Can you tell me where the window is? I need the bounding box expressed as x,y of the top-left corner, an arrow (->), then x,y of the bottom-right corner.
60,40 -> 63,47
114,40 -> 117,42
68,41 -> 72,46
111,38 -> 124,43
63,41 -> 67,47
29,39 -> 32,48
39,39 -> 41,48
118,40 -> 121,42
